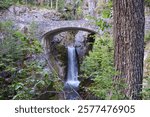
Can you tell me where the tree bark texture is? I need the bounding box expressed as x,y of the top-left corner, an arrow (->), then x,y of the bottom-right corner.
113,0 -> 145,99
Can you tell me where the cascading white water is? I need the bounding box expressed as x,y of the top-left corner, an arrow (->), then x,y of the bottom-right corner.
66,46 -> 80,87
64,46 -> 80,99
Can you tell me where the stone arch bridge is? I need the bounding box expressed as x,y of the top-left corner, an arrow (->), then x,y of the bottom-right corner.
17,20 -> 101,39
41,20 -> 100,38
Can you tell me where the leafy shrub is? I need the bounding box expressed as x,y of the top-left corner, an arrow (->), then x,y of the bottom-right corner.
0,0 -> 13,9
145,0 -> 150,7
145,31 -> 150,43
80,33 -> 126,99
142,77 -> 150,99
0,21 -> 62,99
143,53 -> 150,99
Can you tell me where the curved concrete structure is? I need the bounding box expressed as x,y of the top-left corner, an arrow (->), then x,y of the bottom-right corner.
43,26 -> 97,39
15,20 -> 100,39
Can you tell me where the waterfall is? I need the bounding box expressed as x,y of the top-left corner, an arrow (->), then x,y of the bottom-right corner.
64,46 -> 80,99
66,46 -> 80,87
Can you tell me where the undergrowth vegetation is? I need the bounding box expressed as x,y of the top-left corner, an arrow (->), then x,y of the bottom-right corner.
0,0 -> 13,9
143,54 -> 150,99
0,21 -> 62,99
145,31 -> 150,43
80,34 -> 126,99
143,31 -> 150,99
145,0 -> 150,7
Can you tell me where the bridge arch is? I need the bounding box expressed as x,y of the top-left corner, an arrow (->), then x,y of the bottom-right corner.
42,26 -> 98,39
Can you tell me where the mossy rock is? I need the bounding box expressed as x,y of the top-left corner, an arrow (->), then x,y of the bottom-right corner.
56,45 -> 67,66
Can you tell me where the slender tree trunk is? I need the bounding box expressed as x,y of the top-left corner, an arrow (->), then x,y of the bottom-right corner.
113,0 -> 145,99
50,0 -> 53,9
25,0 -> 27,5
55,0 -> 58,10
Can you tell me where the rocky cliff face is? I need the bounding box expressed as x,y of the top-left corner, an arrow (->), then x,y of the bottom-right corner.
0,5 -> 62,21
0,5 -> 63,40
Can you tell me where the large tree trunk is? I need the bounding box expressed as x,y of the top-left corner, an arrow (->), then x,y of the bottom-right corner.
113,0 -> 145,99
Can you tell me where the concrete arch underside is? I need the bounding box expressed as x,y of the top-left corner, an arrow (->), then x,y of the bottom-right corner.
42,27 -> 98,39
